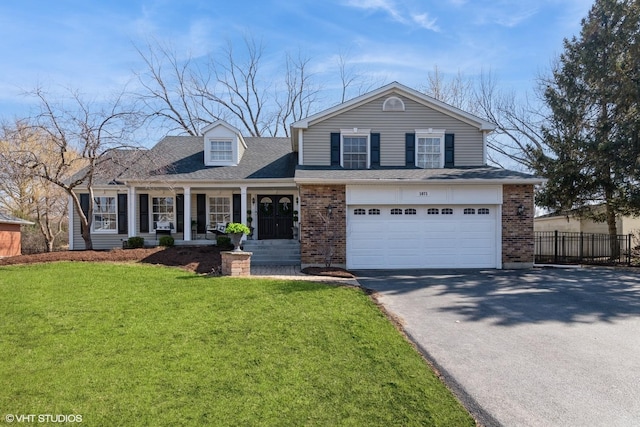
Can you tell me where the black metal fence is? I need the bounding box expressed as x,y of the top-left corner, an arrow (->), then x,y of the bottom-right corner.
534,231 -> 632,265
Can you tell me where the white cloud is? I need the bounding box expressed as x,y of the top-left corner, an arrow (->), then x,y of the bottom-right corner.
343,0 -> 439,32
412,13 -> 439,32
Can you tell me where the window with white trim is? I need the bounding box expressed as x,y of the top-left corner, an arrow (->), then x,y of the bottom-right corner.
464,208 -> 476,215
416,129 -> 445,169
341,129 -> 370,169
354,208 -> 366,215
368,208 -> 380,215
427,208 -> 439,215
405,208 -> 417,215
442,208 -> 453,215
152,197 -> 174,230
209,140 -> 233,162
478,208 -> 490,215
391,208 -> 403,215
93,196 -> 116,232
209,197 -> 231,226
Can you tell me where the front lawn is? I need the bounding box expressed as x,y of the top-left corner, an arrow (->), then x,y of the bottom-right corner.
0,262 -> 473,426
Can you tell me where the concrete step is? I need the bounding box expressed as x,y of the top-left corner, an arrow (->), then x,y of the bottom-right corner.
243,240 -> 300,266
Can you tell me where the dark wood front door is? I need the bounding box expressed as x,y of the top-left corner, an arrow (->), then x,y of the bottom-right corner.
257,195 -> 294,239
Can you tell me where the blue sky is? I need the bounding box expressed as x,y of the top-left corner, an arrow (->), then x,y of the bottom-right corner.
0,0 -> 593,123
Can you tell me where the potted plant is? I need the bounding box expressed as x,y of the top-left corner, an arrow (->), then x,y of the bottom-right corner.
246,210 -> 254,239
292,210 -> 299,240
225,222 -> 251,251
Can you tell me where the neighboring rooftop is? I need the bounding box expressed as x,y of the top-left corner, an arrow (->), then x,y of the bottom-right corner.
0,212 -> 34,225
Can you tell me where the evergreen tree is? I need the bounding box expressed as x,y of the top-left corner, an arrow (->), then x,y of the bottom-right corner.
532,0 -> 640,254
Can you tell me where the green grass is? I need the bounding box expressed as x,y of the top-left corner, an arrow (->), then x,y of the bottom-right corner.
0,262 -> 473,426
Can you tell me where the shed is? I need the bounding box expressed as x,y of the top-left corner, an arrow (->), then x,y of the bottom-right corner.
0,213 -> 34,257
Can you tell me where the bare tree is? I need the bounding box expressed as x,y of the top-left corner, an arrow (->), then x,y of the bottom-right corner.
2,88 -> 141,250
196,36 -> 271,137
272,51 -> 320,137
336,52 -> 386,103
0,120 -> 70,251
134,41 -> 218,136
474,70 -> 547,169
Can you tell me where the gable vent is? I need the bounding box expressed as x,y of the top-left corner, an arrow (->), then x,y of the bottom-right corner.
382,96 -> 405,112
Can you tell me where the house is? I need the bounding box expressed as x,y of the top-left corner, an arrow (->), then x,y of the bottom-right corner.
69,82 -> 543,269
0,212 -> 34,257
535,208 -> 640,238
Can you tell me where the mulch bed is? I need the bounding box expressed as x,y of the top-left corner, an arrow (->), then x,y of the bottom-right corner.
0,246 -> 356,278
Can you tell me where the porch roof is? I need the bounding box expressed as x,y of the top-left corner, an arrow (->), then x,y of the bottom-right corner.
294,165 -> 544,185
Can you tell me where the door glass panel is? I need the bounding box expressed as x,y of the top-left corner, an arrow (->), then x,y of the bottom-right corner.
278,197 -> 292,215
260,197 -> 273,216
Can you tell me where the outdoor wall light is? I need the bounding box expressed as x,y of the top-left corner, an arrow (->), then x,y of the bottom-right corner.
517,204 -> 525,216
326,205 -> 333,216
252,197 -> 255,205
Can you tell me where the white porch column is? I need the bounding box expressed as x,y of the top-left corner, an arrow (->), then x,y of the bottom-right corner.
183,186 -> 192,241
128,186 -> 136,238
240,186 -> 248,225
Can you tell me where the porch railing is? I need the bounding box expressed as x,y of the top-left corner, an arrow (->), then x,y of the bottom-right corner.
534,231 -> 632,265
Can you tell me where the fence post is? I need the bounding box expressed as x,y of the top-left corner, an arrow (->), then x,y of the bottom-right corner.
628,234 -> 632,266
554,230 -> 559,264
579,231 -> 584,263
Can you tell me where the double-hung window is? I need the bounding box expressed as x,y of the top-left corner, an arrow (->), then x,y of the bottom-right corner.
209,140 -> 233,162
209,197 -> 231,227
341,129 -> 370,169
152,196 -> 174,230
93,196 -> 116,232
416,129 -> 445,169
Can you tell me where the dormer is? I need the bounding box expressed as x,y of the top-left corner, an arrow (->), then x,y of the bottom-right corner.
201,120 -> 247,167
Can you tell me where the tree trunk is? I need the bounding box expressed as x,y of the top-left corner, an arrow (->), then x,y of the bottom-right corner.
605,202 -> 619,260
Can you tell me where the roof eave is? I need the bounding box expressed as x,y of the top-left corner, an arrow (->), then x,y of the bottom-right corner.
294,177 -> 546,185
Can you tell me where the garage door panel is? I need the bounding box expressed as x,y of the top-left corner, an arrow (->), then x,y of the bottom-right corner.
347,205 -> 498,269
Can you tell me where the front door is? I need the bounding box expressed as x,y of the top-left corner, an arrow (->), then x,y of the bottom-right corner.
257,195 -> 294,239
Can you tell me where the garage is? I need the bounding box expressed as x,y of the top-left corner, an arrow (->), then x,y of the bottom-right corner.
345,185 -> 502,270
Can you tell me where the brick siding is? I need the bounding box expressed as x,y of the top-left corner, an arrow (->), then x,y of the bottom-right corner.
221,251 -> 252,276
502,184 -> 535,268
299,185 -> 346,267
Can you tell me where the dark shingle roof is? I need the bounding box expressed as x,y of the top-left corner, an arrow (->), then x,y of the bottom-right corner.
122,136 -> 296,181
69,148 -> 148,186
294,165 -> 543,183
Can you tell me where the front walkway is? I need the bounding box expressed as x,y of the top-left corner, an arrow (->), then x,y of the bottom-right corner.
250,265 -> 359,285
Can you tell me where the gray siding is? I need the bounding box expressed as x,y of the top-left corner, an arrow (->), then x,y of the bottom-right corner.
71,210 -> 128,250
302,94 -> 484,167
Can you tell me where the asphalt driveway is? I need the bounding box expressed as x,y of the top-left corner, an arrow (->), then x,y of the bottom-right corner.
355,268 -> 640,427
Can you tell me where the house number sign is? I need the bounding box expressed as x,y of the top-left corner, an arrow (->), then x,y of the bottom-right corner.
418,191 -> 429,196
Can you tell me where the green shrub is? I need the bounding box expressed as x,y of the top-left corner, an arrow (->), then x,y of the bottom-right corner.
216,236 -> 232,249
158,236 -> 174,247
225,222 -> 250,235
127,236 -> 145,248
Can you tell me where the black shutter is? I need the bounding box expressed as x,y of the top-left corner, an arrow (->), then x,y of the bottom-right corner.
117,193 -> 128,234
176,194 -> 184,232
232,194 -> 241,223
139,194 -> 149,233
405,133 -> 415,166
330,132 -> 340,166
371,133 -> 380,167
444,133 -> 455,168
80,193 -> 90,234
196,194 -> 207,233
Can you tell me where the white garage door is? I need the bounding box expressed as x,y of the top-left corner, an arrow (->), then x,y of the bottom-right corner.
347,205 -> 498,269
